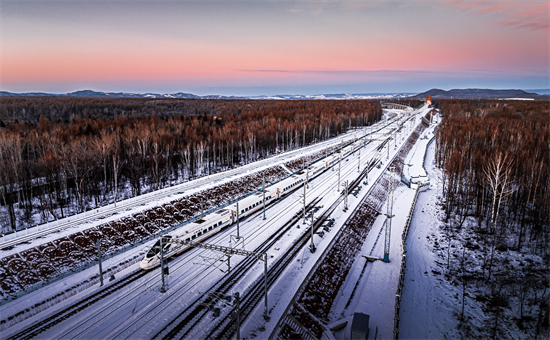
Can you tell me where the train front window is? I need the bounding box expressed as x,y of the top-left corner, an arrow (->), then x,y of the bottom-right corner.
146,241 -> 161,258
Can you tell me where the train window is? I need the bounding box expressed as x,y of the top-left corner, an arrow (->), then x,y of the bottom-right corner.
186,238 -> 190,242
146,240 -> 161,258
209,226 -> 213,231
192,235 -> 196,240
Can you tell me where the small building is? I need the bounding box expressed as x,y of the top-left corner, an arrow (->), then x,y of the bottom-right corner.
351,312 -> 370,340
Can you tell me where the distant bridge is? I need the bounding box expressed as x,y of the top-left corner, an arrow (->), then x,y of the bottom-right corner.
380,102 -> 412,110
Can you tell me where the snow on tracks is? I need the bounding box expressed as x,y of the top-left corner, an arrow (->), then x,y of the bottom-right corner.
0,166 -> 287,302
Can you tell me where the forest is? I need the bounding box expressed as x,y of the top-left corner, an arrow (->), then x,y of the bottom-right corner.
0,98 -> 383,233
434,99 -> 549,337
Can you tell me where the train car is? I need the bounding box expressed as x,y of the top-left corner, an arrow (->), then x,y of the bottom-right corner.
140,208 -> 232,269
140,154 -> 332,270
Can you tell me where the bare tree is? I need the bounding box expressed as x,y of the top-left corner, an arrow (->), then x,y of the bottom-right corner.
483,153 -> 514,281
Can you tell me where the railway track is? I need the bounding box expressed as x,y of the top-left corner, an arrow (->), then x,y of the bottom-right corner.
205,163 -> 375,340
1,123 -> 385,250
155,124 -> 393,340
3,113 -> 410,340
152,198 -> 322,340
6,192 -> 319,340
6,269 -> 149,340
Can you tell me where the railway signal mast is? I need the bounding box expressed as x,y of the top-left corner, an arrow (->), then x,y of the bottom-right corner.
170,237 -> 270,321
338,151 -> 341,192
97,240 -> 103,287
310,210 -> 316,253
236,202 -> 240,239
358,144 -> 361,173
303,182 -> 307,225
262,174 -> 266,220
160,236 -> 167,292
384,167 -> 395,262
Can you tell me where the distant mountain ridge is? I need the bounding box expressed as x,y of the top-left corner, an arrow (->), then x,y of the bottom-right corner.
1,88 -> 547,100
411,88 -> 547,100
0,90 -> 411,100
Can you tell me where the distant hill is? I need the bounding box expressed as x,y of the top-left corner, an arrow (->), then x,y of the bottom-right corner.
411,88 -> 548,100
0,90 -> 207,99
1,88 -> 547,100
526,89 -> 550,95
0,90 -> 411,100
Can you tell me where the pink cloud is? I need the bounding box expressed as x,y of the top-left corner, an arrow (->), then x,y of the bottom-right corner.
443,0 -> 549,31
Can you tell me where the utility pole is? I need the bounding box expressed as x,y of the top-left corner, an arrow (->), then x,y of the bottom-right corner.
234,292 -> 241,340
332,146 -> 335,171
160,236 -> 166,292
264,259 -> 269,321
236,202 -> 240,238
310,210 -> 316,252
358,144 -> 361,172
338,152 -> 341,192
384,167 -> 395,262
366,159 -> 369,184
97,240 -> 103,287
262,174 -> 266,220
303,183 -> 307,224
344,181 -> 348,210
306,163 -> 309,189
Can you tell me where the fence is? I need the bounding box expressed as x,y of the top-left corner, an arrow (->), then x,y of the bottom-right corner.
393,134 -> 434,338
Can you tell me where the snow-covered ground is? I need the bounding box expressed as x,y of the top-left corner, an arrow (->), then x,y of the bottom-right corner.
1,104 -> 445,340
262,105 -> 434,340
1,107 -> 420,339
399,138 -> 462,339
0,118 -> 398,338
400,131 -> 549,340
0,124 -> 369,250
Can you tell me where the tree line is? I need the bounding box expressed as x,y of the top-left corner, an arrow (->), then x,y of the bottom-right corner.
435,99 -> 548,254
434,99 -> 549,336
0,98 -> 382,233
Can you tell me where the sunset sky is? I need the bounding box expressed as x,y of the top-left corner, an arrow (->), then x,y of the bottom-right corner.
2,0 -> 549,95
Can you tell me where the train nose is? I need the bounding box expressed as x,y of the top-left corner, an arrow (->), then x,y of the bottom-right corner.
140,257 -> 157,270
139,260 -> 149,270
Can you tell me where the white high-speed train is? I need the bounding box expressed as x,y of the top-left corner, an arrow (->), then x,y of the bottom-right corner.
140,139 -> 362,270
